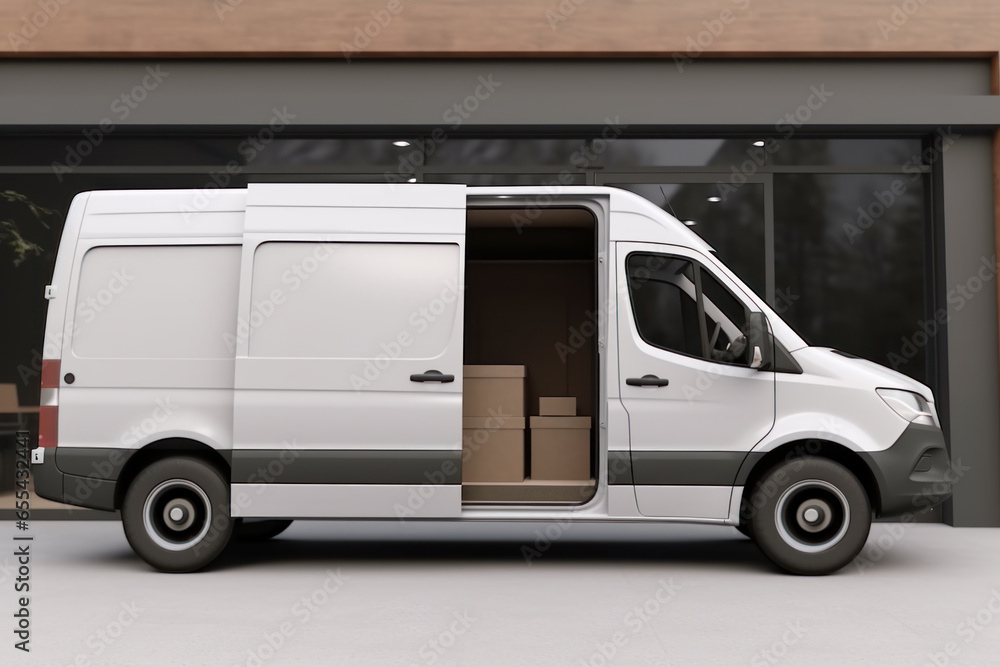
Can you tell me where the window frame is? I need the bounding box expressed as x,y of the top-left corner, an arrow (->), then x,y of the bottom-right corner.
625,250 -> 753,368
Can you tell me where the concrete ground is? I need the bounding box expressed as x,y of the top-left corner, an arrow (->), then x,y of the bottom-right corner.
3,520 -> 1000,666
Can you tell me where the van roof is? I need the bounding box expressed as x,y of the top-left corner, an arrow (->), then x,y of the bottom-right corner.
77,183 -> 715,253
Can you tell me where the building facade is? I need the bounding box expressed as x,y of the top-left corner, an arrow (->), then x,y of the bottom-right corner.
1,2 -> 998,525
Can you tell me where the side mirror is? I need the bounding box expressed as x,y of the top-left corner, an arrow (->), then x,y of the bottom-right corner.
747,312 -> 773,370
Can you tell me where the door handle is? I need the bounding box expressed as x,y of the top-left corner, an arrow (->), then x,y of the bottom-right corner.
626,374 -> 670,387
410,370 -> 455,383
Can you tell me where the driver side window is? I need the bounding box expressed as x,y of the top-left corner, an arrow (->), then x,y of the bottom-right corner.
626,253 -> 751,366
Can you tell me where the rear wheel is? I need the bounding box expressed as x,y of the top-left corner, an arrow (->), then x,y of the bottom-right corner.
121,456 -> 233,572
747,457 -> 871,575
236,519 -> 293,541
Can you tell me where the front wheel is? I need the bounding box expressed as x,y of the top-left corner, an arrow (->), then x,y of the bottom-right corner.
747,457 -> 871,575
121,456 -> 234,573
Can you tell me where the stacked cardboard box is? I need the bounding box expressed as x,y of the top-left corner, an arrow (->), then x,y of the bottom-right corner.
530,396 -> 591,480
462,365 -> 526,482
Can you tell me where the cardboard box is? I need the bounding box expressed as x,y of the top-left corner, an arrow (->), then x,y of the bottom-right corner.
538,397 -> 577,416
463,365 -> 526,417
462,415 -> 526,483
530,416 -> 591,480
529,416 -> 591,429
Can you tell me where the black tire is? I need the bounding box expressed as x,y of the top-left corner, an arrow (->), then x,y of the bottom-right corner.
737,498 -> 755,539
747,457 -> 871,575
121,456 -> 233,573
236,519 -> 293,541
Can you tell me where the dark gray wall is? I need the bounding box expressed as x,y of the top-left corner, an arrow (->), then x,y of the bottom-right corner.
0,59 -> 997,129
942,136 -> 1000,527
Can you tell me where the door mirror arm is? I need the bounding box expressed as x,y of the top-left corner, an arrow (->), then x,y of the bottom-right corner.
747,312 -> 773,371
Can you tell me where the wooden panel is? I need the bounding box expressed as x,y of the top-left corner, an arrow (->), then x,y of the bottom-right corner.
1,0 -> 999,57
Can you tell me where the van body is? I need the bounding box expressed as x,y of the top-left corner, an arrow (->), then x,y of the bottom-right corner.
31,184 -> 952,574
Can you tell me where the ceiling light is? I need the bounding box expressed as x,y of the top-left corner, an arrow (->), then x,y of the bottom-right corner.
393,140 -> 411,147
752,140 -> 765,147
407,178 -> 417,183
706,196 -> 722,203
683,220 -> 697,226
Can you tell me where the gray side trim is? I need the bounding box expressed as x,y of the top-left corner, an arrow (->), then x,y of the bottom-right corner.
608,451 -> 633,485
56,447 -> 134,481
61,473 -> 117,512
0,60 -> 997,128
733,452 -> 768,487
231,450 -> 462,485
609,451 -> 750,486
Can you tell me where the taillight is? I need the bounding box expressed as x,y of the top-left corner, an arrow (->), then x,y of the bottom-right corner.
41,359 -> 60,389
39,359 -> 59,448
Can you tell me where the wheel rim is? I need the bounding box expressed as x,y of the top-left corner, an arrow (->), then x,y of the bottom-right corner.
774,479 -> 851,553
142,479 -> 212,551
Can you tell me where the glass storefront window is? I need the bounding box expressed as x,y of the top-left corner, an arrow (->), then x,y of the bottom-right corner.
424,173 -> 587,186
424,138 -> 594,168
608,181 -> 767,299
599,138 -> 925,168
0,135 -> 938,405
773,173 -> 928,382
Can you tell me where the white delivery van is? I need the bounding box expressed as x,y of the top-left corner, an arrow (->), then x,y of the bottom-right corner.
31,184 -> 952,575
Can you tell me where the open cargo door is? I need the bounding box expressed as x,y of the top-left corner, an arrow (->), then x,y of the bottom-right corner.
231,183 -> 467,519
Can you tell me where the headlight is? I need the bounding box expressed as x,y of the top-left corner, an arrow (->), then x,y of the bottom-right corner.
877,388 -> 938,427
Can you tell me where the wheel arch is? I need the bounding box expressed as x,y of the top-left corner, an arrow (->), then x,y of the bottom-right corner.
114,438 -> 231,510
737,439 -> 884,517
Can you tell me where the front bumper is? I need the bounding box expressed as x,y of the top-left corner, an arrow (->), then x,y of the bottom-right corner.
860,423 -> 953,518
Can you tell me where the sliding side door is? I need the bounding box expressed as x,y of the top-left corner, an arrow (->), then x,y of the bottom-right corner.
231,184 -> 466,519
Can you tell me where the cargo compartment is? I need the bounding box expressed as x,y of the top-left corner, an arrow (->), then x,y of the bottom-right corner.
462,206 -> 598,504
